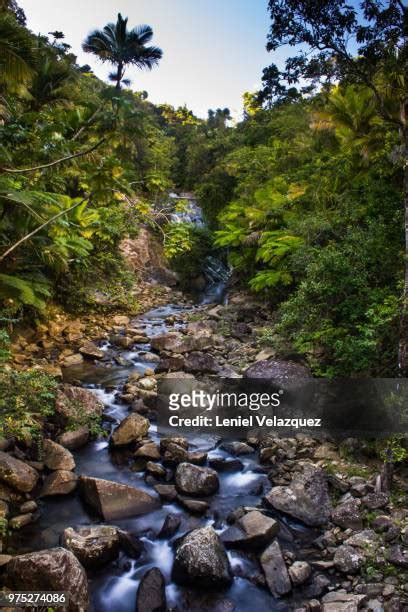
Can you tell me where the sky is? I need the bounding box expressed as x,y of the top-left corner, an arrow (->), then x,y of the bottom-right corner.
18,0 -> 281,119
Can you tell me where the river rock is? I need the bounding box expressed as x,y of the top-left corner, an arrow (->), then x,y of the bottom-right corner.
260,540 -> 291,597
332,499 -> 363,530
9,513 -> 33,529
134,442 -> 160,460
184,351 -> 219,373
156,355 -> 186,372
55,385 -> 104,425
79,476 -> 159,520
136,567 -> 166,612
138,376 -> 156,391
221,510 -> 278,548
220,441 -> 253,455
288,561 -> 311,586
362,492 -> 389,510
172,526 -> 232,587
186,321 -> 216,338
154,484 -> 177,502
175,463 -> 219,496
111,413 -> 149,446
62,353 -> 84,367
163,442 -> 188,464
79,341 -> 105,360
151,333 -> 211,354
386,544 -> 408,568
146,461 -> 166,479
244,359 -> 311,382
61,525 -> 120,568
334,544 -> 364,574
158,513 -> 181,539
20,500 -> 37,513
57,427 -> 89,450
151,332 -> 183,352
43,439 -> 75,471
160,437 -> 188,452
264,463 -> 331,526
177,496 -> 209,514
321,591 -> 368,611
6,547 -> 88,610
40,470 -> 78,496
110,334 -> 133,349
0,451 -> 39,492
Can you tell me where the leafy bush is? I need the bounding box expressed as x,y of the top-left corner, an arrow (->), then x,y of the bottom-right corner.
0,369 -> 58,442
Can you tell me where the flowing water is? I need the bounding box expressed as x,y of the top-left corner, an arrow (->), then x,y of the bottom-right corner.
9,197 -> 316,611
10,301 -> 317,612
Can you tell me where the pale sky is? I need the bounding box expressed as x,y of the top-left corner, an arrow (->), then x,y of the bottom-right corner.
18,0 -> 282,118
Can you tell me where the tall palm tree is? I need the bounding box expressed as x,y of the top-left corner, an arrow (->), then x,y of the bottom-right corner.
82,13 -> 162,90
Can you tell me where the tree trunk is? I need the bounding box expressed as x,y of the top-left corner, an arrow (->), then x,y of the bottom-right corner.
398,101 -> 408,376
115,62 -> 123,90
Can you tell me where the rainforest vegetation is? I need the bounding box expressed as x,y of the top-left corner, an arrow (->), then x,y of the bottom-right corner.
0,0 -> 406,380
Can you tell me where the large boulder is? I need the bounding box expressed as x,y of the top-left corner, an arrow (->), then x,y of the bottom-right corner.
40,470 -> 78,497
110,413 -> 150,447
264,464 -> 331,526
61,525 -> 120,568
184,352 -> 219,374
332,499 -> 363,530
321,592 -> 368,612
55,385 -> 104,425
79,341 -> 105,360
221,510 -> 279,548
175,463 -> 219,496
244,359 -> 311,382
260,540 -> 291,597
333,544 -> 364,574
136,567 -> 166,612
6,547 -> 88,610
43,439 -> 75,471
172,526 -> 232,588
0,451 -> 38,492
57,427 -> 89,450
151,334 -> 211,354
79,476 -> 159,520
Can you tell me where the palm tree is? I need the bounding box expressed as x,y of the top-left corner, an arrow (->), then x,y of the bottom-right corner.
82,13 -> 162,90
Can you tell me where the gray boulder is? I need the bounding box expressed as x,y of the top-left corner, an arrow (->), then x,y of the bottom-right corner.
260,540 -> 291,597
79,476 -> 159,520
136,567 -> 166,612
111,413 -> 149,446
175,463 -> 219,496
6,547 -> 88,610
43,439 -> 75,471
333,545 -> 364,574
244,359 -> 311,381
221,510 -> 279,548
0,451 -> 38,492
61,525 -> 119,568
40,470 -> 78,497
332,499 -> 363,530
264,464 -> 331,526
184,351 -> 219,373
172,526 -> 232,587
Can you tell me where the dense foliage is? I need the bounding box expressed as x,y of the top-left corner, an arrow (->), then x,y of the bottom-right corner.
0,1 -> 406,379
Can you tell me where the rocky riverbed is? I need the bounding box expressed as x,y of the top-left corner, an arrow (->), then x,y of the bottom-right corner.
1,290 -> 408,611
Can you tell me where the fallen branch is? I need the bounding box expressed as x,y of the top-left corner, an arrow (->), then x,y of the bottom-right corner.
1,138 -> 106,174
0,196 -> 88,262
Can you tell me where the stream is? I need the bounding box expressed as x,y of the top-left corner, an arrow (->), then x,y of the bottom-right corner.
9,196 -> 318,611
10,300 -> 318,612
